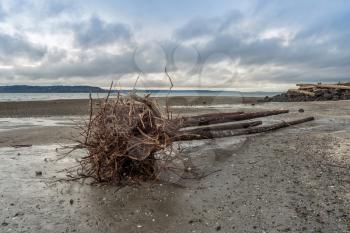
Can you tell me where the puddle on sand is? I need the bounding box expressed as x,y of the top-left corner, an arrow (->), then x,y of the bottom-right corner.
0,117 -> 81,132
0,136 -> 247,184
0,144 -> 80,181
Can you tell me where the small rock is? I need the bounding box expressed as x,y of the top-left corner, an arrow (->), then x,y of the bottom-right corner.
17,153 -> 21,156
282,227 -> 291,232
189,219 -> 202,224
14,212 -> 24,217
298,108 -> 305,113
70,199 -> 74,205
1,221 -> 8,226
216,226 -> 221,231
35,171 -> 42,176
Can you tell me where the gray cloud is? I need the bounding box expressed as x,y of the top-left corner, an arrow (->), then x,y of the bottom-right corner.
73,16 -> 132,48
0,33 -> 47,63
174,10 -> 242,40
42,1 -> 72,16
171,8 -> 350,85
0,3 -> 6,20
1,1 -> 350,90
2,0 -> 75,19
6,45 -> 171,81
4,51 -> 135,81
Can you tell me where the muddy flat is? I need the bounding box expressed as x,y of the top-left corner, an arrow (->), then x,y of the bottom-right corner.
0,98 -> 349,232
0,96 -> 258,118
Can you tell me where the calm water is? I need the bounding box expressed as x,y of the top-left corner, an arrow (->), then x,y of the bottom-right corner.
0,93 -> 109,102
0,91 -> 277,102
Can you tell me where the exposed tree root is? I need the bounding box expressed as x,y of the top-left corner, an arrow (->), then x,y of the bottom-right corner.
70,93 -> 314,184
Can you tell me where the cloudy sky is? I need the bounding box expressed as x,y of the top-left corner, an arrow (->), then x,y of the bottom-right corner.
0,0 -> 349,91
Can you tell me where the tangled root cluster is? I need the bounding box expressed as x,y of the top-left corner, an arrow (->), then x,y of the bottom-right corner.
75,93 -> 179,184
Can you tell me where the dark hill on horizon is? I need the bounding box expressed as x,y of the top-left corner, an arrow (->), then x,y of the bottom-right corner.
0,85 -> 108,93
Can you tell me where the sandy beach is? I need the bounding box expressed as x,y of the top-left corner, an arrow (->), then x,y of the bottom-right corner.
2,0 -> 350,232
0,98 -> 350,232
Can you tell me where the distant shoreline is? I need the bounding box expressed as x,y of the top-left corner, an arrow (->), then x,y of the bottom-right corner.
0,85 -> 279,96
0,91 -> 277,103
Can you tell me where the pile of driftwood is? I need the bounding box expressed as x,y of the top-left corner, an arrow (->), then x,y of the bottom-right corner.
266,82 -> 350,102
72,93 -> 314,184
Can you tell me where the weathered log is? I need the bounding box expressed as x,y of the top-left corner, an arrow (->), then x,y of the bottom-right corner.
181,111 -> 244,121
288,89 -> 315,96
297,83 -> 350,87
11,144 -> 33,148
180,110 -> 289,127
175,117 -> 315,141
315,84 -> 350,90
298,85 -> 316,90
181,121 -> 262,134
296,84 -> 316,87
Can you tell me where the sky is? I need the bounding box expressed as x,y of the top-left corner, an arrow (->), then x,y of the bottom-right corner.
0,0 -> 350,91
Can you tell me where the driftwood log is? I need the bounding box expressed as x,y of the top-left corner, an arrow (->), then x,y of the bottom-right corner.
296,84 -> 316,87
179,110 -> 289,127
175,117 -> 314,141
181,121 -> 262,134
298,86 -> 316,90
315,84 -> 350,90
181,111 -> 244,121
288,89 -> 315,96
297,83 -> 350,88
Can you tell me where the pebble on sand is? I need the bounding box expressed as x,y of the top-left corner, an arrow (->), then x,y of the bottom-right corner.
1,222 -> 9,226
35,171 -> 43,176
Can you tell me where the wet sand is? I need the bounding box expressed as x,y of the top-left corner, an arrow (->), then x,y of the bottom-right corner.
0,99 -> 350,232
0,96 -> 258,117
